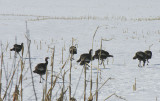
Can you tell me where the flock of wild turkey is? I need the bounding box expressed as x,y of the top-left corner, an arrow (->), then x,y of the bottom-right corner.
10,43 -> 152,83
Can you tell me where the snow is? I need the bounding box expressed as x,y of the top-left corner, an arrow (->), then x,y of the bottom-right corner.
0,0 -> 160,101
0,0 -> 160,18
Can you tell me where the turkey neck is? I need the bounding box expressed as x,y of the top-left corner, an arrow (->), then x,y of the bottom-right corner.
89,50 -> 92,56
45,59 -> 48,66
21,43 -> 23,47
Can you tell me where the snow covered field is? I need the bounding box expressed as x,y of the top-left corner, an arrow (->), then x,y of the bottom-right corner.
0,0 -> 160,101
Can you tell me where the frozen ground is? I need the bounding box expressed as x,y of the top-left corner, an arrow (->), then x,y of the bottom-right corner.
0,0 -> 160,101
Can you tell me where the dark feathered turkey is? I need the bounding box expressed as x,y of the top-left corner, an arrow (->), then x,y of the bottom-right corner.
33,57 -> 49,83
144,50 -> 152,65
69,46 -> 77,60
69,46 -> 77,54
77,49 -> 92,66
133,51 -> 146,67
93,49 -> 113,64
10,43 -> 23,53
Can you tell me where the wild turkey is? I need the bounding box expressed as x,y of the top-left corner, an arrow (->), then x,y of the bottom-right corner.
69,46 -> 77,60
133,51 -> 146,67
144,50 -> 152,65
33,57 -> 49,83
93,49 -> 113,64
77,49 -> 92,66
70,97 -> 77,101
10,43 -> 23,53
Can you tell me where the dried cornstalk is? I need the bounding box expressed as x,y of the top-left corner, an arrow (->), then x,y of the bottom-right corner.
0,52 -> 3,98
69,38 -> 74,101
104,93 -> 127,101
17,59 -> 25,101
84,64 -> 87,101
44,64 -> 48,99
50,46 -> 55,101
45,58 -> 69,100
69,38 -> 73,101
20,44 -> 24,101
89,26 -> 99,100
13,85 -> 19,101
5,41 -> 9,51
25,21 -> 37,101
96,64 -> 99,101
45,73 -> 59,100
8,36 -> 18,100
42,86 -> 45,101
62,56 -> 70,69
57,88 -> 68,101
2,62 -> 19,100
133,78 -> 136,91
40,40 -> 42,50
93,77 -> 112,97
57,71 -> 68,101
96,38 -> 103,101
